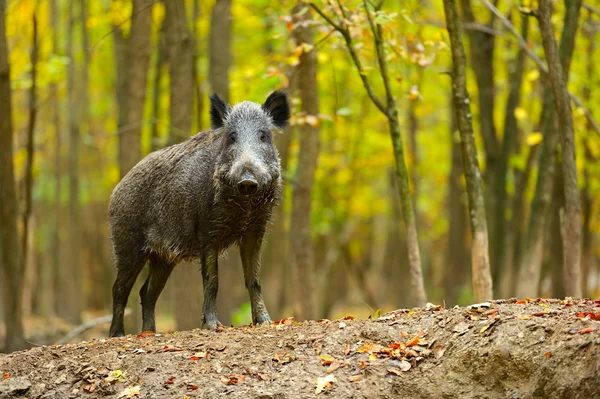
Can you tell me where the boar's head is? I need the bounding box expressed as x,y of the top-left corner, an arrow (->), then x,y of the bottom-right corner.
210,91 -> 290,196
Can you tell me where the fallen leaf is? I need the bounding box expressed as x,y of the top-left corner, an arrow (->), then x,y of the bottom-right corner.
368,354 -> 377,361
344,344 -> 351,356
2,373 -> 9,379
338,321 -> 347,329
343,316 -> 355,320
162,346 -> 183,352
315,374 -> 336,394
544,352 -> 552,359
406,334 -> 420,347
105,370 -> 125,383
320,355 -> 335,366
188,384 -> 199,390
219,376 -> 231,384
326,361 -> 343,373
348,375 -> 362,382
359,361 -> 367,369
399,360 -> 411,371
516,300 -> 527,305
118,385 -> 140,398
136,330 -> 155,338
83,384 -> 95,393
579,327 -> 596,334
517,315 -> 532,320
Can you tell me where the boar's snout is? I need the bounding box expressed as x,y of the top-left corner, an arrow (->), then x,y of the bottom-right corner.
237,171 -> 259,196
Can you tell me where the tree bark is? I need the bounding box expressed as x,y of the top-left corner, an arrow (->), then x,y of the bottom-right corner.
151,21 -> 166,152
61,0 -> 83,324
290,2 -> 319,321
495,14 -> 529,292
446,98 -> 470,306
20,14 -> 38,300
208,0 -> 231,102
50,0 -> 61,320
459,0 -> 501,281
0,0 -> 27,352
516,0 -> 582,298
165,0 -> 194,145
444,0 -> 493,302
537,0 -> 582,297
116,0 -> 153,178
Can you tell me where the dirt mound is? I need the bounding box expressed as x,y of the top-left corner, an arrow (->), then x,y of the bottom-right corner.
1,298 -> 600,398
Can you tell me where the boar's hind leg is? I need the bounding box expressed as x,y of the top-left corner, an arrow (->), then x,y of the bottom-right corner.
140,255 -> 174,333
240,232 -> 271,325
109,252 -> 147,337
201,253 -> 223,330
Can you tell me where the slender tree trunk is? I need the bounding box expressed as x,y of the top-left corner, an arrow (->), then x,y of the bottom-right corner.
459,0 -> 501,280
290,2 -> 319,321
208,0 -> 231,102
0,0 -> 27,352
20,14 -> 38,298
165,0 -> 194,145
446,98 -> 470,305
151,21 -> 166,152
62,0 -> 83,324
581,16 -> 596,296
310,1 -> 427,306
495,14 -> 529,292
537,0 -> 582,297
50,0 -> 61,318
193,0 -> 204,131
444,0 -> 493,302
550,163 -> 566,298
516,0 -> 582,298
117,0 -> 153,178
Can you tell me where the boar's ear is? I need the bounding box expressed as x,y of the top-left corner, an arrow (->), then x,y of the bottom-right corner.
210,93 -> 230,129
262,90 -> 290,129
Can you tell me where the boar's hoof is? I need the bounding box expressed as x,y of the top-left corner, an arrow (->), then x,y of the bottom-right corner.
202,319 -> 224,331
253,314 -> 272,326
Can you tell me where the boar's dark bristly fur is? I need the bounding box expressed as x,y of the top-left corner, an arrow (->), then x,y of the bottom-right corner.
108,91 -> 290,337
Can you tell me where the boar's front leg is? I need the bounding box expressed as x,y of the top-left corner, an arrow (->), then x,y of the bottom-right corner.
201,252 -> 223,330
240,231 -> 271,325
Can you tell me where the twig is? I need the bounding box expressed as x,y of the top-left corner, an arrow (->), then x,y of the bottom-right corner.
310,3 -> 387,114
479,0 -> 600,137
583,2 -> 600,18
56,309 -> 131,344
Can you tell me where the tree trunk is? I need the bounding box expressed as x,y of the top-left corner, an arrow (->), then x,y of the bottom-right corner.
165,0 -> 194,146
208,0 -> 231,102
516,0 -> 582,298
459,0 -> 501,281
290,2 -> 319,321
445,98 -> 470,306
193,0 -> 204,132
0,0 -> 27,352
444,0 -> 493,302
537,0 -> 582,297
150,21 -> 166,152
20,14 -> 38,301
117,0 -> 153,178
495,14 -> 529,292
62,0 -> 83,325
50,0 -> 61,320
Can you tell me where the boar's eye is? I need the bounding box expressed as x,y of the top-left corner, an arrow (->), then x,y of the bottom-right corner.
259,130 -> 269,143
228,131 -> 237,143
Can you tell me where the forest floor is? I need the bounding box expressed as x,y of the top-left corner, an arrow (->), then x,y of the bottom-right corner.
1,298 -> 600,399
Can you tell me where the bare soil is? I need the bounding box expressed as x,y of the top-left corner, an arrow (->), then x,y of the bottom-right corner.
1,298 -> 600,399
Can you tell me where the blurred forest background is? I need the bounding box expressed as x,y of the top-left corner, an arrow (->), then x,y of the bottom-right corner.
1,0 -> 599,352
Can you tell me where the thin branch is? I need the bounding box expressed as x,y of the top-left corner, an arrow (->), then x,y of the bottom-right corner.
310,2 -> 343,32
310,3 -> 387,114
479,0 -> 600,137
364,0 -> 393,110
583,2 -> 600,18
56,310 -> 131,344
